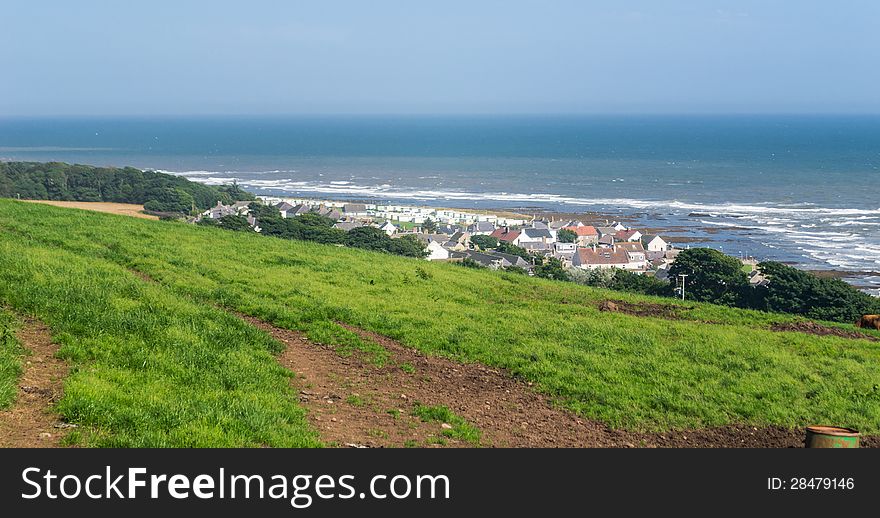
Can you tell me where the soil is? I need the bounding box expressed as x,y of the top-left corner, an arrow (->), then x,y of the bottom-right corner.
598,299 -> 689,320
771,321 -> 879,342
241,313 -> 878,448
0,317 -> 70,447
19,200 -> 158,220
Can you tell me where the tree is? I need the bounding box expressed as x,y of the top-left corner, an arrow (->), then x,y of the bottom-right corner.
422,218 -> 437,233
143,187 -> 194,214
248,202 -> 280,219
388,235 -> 429,258
667,248 -> 748,305
609,269 -> 670,296
533,257 -> 570,281
470,235 -> 498,250
216,215 -> 252,232
557,228 -> 577,243
345,226 -> 390,252
754,261 -> 880,323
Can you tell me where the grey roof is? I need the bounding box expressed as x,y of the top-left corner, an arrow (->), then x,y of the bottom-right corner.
596,227 -> 618,236
491,252 -> 530,267
464,252 -> 511,268
333,221 -> 365,231
467,221 -> 495,232
343,203 -> 367,213
530,221 -> 550,230
276,202 -> 295,211
522,228 -> 553,239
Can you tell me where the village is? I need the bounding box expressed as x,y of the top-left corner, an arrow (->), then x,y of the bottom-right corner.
195,196 -> 769,286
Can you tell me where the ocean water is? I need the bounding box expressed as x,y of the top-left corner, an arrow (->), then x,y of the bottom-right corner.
1,115 -> 879,289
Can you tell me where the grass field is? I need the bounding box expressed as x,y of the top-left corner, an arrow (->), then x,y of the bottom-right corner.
0,199 -> 879,443
0,310 -> 23,409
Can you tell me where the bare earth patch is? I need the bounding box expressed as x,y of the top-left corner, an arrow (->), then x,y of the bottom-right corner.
0,317 -> 70,447
20,200 -> 158,220
243,313 -> 876,448
771,321 -> 879,342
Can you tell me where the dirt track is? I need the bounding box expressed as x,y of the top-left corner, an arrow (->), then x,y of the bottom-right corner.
244,314 -> 877,448
0,317 -> 69,447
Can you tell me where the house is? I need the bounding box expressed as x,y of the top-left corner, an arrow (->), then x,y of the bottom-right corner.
343,203 -> 368,216
316,205 -> 342,221
530,220 -> 551,230
615,242 -> 648,270
459,251 -> 527,270
615,229 -> 642,242
466,221 -> 495,235
572,246 -> 630,270
562,225 -> 599,246
597,234 -> 615,247
231,201 -> 252,214
490,227 -> 522,245
643,235 -> 668,252
596,226 -> 619,238
552,242 -> 577,266
519,227 -> 555,245
333,221 -> 365,232
204,201 -> 236,220
425,241 -> 450,261
444,231 -> 471,251
379,221 -> 398,236
246,213 -> 261,233
437,224 -> 460,235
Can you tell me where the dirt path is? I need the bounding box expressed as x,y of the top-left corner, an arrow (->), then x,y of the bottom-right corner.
244,314 -> 876,448
0,317 -> 70,447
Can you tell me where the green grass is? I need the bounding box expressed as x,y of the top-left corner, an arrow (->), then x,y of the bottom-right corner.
1,199 -> 879,437
412,402 -> 482,445
0,309 -> 24,409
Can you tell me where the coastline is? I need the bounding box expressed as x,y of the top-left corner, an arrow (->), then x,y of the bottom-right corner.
259,193 -> 880,292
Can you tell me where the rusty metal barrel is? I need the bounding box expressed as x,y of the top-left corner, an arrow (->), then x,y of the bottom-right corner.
805,426 -> 860,448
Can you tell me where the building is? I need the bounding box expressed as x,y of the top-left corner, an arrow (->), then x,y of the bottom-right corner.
615,229 -> 642,242
562,225 -> 599,246
643,235 -> 669,252
343,203 -> 368,216
572,246 -> 630,270
379,221 -> 398,236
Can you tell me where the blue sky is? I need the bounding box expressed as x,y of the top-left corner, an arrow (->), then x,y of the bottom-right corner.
1,1 -> 878,115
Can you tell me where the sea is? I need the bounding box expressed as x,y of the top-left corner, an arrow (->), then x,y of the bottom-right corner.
1,115 -> 879,291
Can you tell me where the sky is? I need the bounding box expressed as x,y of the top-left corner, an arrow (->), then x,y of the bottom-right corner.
1,0 -> 878,116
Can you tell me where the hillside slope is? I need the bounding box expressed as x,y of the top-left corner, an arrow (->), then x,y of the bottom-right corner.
0,199 -> 878,443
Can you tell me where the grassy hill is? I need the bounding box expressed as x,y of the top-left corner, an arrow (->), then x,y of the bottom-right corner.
0,199 -> 878,446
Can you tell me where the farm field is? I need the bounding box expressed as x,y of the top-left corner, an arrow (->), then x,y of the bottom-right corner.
0,199 -> 878,447
19,200 -> 158,220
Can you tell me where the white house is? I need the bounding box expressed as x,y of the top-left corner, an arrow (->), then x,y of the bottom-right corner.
425,241 -> 450,261
379,221 -> 398,236
643,235 -> 669,253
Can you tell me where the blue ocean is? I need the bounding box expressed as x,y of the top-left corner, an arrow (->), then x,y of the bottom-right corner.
1,115 -> 879,289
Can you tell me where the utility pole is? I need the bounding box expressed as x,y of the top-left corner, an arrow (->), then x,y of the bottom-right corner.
678,274 -> 688,301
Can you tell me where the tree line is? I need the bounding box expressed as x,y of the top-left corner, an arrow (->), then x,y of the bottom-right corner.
0,161 -> 253,213
201,203 -> 428,259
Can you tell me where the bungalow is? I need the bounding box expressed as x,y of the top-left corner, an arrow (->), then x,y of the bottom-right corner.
460,251 -> 528,270
562,225 -> 599,246
379,221 -> 398,236
343,203 -> 368,216
333,221 -> 365,232
315,205 -> 342,221
615,229 -> 642,242
444,231 -> 471,251
643,235 -> 669,252
519,227 -> 555,245
490,227 -> 522,246
466,221 -> 496,235
425,241 -> 450,261
204,201 -> 236,220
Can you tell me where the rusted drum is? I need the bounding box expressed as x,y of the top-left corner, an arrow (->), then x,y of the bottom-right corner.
805,426 -> 860,448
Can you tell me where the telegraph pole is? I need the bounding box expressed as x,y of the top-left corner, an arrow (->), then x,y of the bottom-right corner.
678,274 -> 688,301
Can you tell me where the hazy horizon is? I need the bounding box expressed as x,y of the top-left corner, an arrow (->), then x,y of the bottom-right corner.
2,1 -> 878,117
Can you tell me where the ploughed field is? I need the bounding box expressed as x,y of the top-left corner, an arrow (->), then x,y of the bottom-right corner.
0,199 -> 878,447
